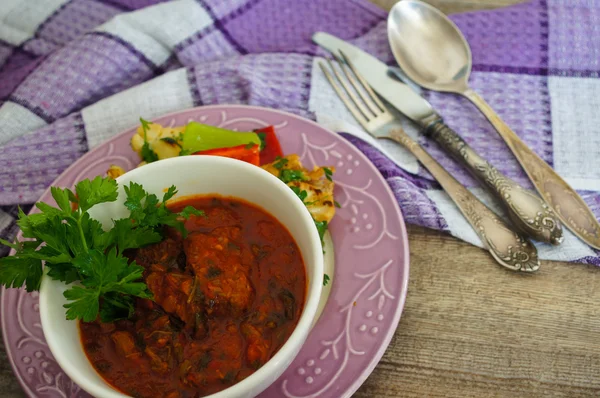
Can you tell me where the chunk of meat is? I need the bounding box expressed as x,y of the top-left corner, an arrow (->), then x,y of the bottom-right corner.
135,238 -> 185,270
111,331 -> 139,357
144,346 -> 171,374
184,229 -> 254,317
144,265 -> 206,339
241,322 -> 270,366
131,314 -> 183,375
183,323 -> 244,389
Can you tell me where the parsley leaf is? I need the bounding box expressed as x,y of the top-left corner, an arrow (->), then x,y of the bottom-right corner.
65,248 -> 151,322
0,176 -> 193,322
29,215 -> 70,256
290,186 -> 308,203
64,286 -> 100,322
75,176 -> 118,213
139,117 -> 159,163
273,157 -> 288,170
139,117 -> 152,132
50,186 -> 73,215
323,274 -> 330,286
17,210 -> 50,239
334,200 -> 342,208
103,219 -> 162,254
163,186 -> 178,203
279,169 -> 306,183
47,262 -> 80,284
142,144 -> 157,162
99,293 -> 136,322
314,219 -> 328,246
123,182 -> 146,217
35,202 -> 63,218
0,238 -> 18,250
0,256 -> 43,292
323,167 -> 333,181
123,182 -> 203,238
26,245 -> 71,264
179,206 -> 205,219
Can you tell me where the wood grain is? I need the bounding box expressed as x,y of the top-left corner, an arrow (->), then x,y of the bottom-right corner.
354,226 -> 600,397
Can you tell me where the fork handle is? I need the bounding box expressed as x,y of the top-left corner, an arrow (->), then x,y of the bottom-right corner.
387,128 -> 539,272
424,119 -> 563,245
463,88 -> 600,249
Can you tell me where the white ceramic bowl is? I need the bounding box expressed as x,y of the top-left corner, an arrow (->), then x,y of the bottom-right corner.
39,156 -> 324,398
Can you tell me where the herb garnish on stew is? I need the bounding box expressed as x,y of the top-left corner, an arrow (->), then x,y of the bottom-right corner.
0,176 -> 202,322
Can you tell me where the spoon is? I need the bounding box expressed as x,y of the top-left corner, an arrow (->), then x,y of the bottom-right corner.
387,0 -> 600,249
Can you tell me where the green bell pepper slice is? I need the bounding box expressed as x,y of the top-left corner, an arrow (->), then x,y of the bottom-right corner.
181,122 -> 261,154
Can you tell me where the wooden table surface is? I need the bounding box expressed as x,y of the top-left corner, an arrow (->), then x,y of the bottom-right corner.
3,1 -> 600,397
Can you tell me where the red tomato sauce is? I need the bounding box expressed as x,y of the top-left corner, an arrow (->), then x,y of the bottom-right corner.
79,196 -> 306,398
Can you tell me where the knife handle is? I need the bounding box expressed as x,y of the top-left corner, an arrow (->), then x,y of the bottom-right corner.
388,128 -> 539,272
424,119 -> 563,246
464,88 -> 600,249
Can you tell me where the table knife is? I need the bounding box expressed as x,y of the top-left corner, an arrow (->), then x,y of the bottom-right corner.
313,32 -> 563,246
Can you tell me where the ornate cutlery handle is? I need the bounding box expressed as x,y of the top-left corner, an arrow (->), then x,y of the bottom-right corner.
388,128 -> 539,272
425,119 -> 563,245
464,88 -> 600,249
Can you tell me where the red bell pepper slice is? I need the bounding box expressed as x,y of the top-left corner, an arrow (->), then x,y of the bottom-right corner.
193,144 -> 260,166
255,126 -> 283,165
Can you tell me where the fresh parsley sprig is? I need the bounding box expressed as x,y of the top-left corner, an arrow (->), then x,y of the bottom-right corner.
0,176 -> 204,323
139,117 -> 159,163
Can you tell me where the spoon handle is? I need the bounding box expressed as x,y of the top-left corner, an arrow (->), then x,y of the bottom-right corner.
424,119 -> 563,245
463,88 -> 600,249
388,128 -> 539,272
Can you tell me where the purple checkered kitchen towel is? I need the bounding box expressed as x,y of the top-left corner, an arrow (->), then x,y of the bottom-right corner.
0,0 -> 599,264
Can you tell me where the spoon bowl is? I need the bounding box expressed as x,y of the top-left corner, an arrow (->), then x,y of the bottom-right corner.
388,0 -> 471,93
387,0 -> 600,249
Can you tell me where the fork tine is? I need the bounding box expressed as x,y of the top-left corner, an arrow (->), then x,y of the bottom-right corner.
319,62 -> 369,130
339,50 -> 386,113
324,58 -> 372,122
332,52 -> 380,117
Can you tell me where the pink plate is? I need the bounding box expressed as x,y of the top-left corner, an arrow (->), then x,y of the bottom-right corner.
1,105 -> 409,398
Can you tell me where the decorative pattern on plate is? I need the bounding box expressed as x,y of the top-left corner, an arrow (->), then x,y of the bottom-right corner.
1,105 -> 409,398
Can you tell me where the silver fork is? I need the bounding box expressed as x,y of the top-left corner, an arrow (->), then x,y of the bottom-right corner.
320,53 -> 540,272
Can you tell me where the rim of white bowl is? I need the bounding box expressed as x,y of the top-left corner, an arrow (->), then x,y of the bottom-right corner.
39,156 -> 324,398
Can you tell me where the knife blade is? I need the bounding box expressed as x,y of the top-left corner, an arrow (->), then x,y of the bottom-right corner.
312,31 -> 564,245
312,32 -> 437,127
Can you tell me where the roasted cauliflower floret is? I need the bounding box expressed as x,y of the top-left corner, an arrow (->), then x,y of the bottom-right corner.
262,154 -> 336,223
130,122 -> 184,160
